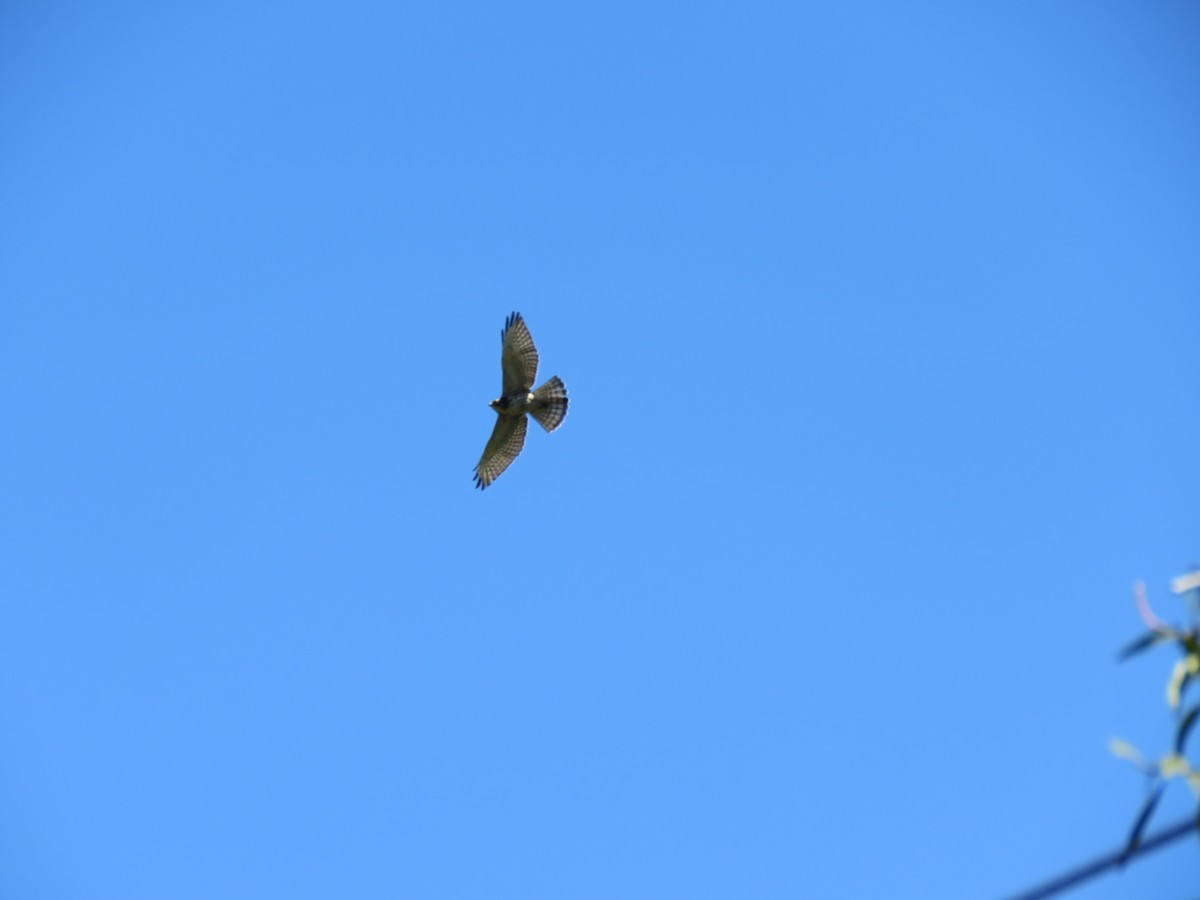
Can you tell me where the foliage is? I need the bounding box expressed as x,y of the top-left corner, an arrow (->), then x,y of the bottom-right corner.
1112,567 -> 1200,863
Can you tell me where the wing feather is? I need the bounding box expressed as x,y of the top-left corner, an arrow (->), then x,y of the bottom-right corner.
500,312 -> 539,395
474,414 -> 528,489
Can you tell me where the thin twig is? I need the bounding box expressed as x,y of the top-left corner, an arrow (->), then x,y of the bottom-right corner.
1000,814 -> 1196,900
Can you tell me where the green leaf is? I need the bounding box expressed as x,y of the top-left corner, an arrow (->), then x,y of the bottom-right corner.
1110,738 -> 1153,774
1121,783 -> 1165,866
1117,630 -> 1170,661
1176,706 -> 1200,755
1172,569 -> 1200,594
1159,753 -> 1190,778
1167,658 -> 1192,710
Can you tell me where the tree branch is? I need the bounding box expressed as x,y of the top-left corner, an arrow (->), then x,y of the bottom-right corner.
1000,814 -> 1196,900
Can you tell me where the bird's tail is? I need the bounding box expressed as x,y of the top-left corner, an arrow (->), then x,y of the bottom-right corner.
530,376 -> 568,432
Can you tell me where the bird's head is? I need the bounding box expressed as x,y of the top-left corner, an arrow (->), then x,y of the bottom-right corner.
490,397 -> 511,412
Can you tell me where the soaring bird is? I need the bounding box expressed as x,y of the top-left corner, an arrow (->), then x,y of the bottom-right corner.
474,312 -> 568,489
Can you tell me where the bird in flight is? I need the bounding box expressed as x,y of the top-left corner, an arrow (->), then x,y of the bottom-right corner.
474,312 -> 568,489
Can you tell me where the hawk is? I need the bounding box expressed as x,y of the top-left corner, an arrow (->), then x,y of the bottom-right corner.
473,312 -> 569,489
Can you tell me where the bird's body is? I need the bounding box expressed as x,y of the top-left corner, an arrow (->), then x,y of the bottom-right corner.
492,391 -> 533,415
474,312 -> 568,489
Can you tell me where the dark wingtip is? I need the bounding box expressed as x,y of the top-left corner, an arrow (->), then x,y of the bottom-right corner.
502,311 -> 523,338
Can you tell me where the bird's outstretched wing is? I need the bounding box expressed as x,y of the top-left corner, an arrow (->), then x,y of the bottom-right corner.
474,414 -> 528,489
500,312 -> 539,395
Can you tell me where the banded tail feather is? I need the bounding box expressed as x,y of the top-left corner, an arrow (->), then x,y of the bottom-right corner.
529,376 -> 568,432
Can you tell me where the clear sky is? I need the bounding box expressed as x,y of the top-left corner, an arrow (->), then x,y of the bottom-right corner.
2,3 -> 1198,898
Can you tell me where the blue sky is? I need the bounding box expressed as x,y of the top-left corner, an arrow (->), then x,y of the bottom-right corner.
2,2 -> 1198,898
